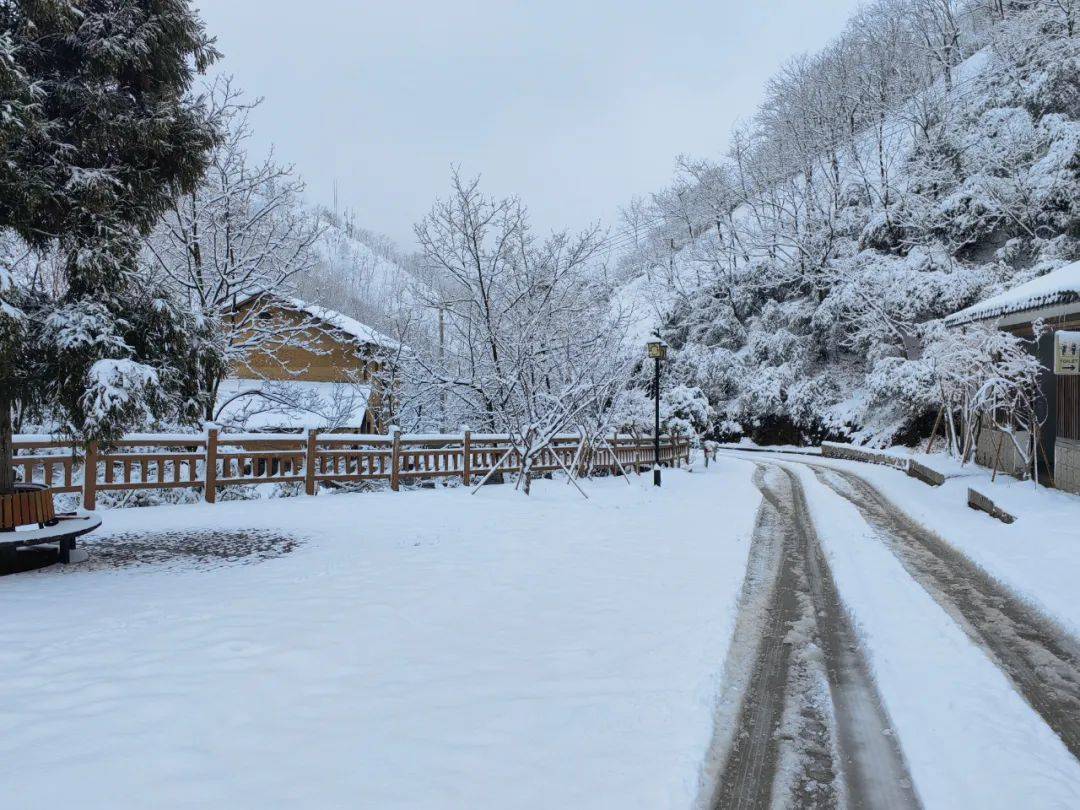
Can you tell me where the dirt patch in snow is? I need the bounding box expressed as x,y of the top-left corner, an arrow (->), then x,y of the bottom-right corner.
75,530 -> 300,571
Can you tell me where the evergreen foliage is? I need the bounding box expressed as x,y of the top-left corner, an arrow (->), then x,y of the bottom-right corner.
0,0 -> 219,490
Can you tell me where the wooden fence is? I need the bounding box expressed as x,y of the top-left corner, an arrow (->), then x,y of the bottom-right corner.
10,430 -> 691,510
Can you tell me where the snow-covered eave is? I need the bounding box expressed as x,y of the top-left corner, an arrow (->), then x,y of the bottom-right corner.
280,297 -> 405,354
945,259 -> 1080,328
945,291 -> 1080,328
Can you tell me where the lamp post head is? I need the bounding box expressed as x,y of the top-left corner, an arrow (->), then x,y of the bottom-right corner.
646,339 -> 668,360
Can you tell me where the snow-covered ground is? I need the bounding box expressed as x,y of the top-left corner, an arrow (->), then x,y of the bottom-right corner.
790,448 -> 1080,640
721,447 -> 1080,807
8,447 -> 1080,808
0,461 -> 760,809
788,462 -> 1080,808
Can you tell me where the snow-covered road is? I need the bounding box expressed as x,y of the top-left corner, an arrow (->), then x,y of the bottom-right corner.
4,453 -> 1080,808
702,463 -> 917,810
708,451 -> 1080,809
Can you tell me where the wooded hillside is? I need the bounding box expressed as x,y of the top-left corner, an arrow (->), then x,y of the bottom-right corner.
619,0 -> 1080,445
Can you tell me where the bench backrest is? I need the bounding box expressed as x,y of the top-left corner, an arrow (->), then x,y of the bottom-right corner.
1,488 -> 56,530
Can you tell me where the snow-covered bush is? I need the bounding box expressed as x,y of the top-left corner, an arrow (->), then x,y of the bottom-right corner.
922,324 -> 1043,464
80,360 -> 169,437
660,385 -> 713,437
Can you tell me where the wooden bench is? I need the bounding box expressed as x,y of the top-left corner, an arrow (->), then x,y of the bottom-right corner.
1,484 -> 102,566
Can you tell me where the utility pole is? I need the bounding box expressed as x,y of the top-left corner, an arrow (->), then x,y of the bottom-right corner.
438,305 -> 447,431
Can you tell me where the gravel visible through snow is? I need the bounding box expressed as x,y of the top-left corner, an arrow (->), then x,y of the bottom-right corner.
704,463 -> 918,810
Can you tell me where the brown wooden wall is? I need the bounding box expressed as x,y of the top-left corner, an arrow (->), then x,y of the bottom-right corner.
232,303 -> 380,383
1007,312 -> 1080,453
1060,375 -> 1080,441
228,299 -> 389,432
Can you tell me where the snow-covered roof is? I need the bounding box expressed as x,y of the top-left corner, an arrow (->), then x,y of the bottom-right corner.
215,379 -> 373,430
235,293 -> 402,352
280,297 -> 402,352
946,260 -> 1080,326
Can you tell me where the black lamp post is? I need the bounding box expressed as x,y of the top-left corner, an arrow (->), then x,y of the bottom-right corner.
646,337 -> 668,487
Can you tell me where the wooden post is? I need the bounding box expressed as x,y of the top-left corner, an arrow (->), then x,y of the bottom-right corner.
925,408 -> 943,454
991,430 -> 1005,483
305,429 -> 318,496
82,441 -> 98,511
390,429 -> 401,492
1035,423 -> 1057,489
462,430 -> 472,486
205,428 -> 218,504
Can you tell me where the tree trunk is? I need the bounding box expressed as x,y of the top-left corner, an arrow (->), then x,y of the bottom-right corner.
0,387 -> 14,494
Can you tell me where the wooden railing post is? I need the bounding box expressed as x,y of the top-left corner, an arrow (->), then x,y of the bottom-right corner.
462,430 -> 471,486
205,428 -> 218,504
305,429 -> 318,496
390,429 -> 401,492
82,441 -> 98,511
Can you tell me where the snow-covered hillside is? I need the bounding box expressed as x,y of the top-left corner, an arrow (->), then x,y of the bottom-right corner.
300,209 -> 435,340
616,0 -> 1080,446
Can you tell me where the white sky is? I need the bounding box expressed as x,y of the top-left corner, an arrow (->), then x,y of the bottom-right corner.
197,1 -> 864,249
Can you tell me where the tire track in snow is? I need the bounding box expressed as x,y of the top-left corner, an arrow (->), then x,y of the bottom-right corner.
807,463 -> 1080,764
704,463 -> 919,810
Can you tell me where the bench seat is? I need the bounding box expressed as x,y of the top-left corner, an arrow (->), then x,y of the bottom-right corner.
0,513 -> 103,563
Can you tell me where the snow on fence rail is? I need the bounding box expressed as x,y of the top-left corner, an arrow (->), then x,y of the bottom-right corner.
10,430 -> 691,510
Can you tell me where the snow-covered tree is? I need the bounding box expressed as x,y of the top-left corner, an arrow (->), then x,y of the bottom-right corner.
0,0 -> 219,493
408,171 -> 634,493
922,323 -> 1043,465
143,77 -> 322,420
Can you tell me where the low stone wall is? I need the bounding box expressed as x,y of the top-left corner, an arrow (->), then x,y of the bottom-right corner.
968,488 -> 1016,524
974,425 -> 1031,479
820,442 -> 944,487
908,459 -> 946,487
820,442 -> 908,471
1056,438 -> 1080,496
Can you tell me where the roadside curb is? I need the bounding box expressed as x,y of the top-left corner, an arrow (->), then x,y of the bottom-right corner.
721,443 -> 1022,526
968,488 -> 1017,524
821,442 -> 945,487
907,459 -> 946,487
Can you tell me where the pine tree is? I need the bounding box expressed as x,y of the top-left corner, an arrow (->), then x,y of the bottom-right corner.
0,0 -> 220,493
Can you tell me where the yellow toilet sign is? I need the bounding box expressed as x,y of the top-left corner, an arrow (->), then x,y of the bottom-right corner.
1056,330 -> 1080,375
